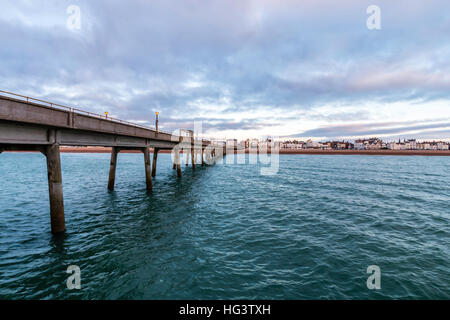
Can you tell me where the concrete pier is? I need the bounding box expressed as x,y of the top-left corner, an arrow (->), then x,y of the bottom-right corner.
152,148 -> 158,177
44,144 -> 66,234
108,147 -> 119,191
0,92 -> 215,234
143,147 -> 152,191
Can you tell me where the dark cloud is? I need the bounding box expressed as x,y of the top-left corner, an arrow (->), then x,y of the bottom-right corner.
288,121 -> 450,139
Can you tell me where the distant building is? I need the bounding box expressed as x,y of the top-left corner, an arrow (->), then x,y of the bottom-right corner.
436,141 -> 449,150
324,141 -> 352,150
405,139 -> 417,150
387,142 -> 401,150
354,138 -> 382,150
280,140 -> 306,149
417,141 -> 450,150
306,139 -> 321,149
277,137 -> 448,152
354,141 -> 366,150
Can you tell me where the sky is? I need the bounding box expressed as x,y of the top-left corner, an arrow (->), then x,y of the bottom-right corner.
1,0 -> 450,141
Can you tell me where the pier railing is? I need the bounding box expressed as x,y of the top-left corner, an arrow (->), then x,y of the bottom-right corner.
0,89 -> 174,135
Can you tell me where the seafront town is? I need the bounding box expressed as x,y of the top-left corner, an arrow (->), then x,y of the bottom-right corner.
278,138 -> 450,151
209,138 -> 450,152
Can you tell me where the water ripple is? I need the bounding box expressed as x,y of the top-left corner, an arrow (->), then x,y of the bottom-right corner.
0,153 -> 449,299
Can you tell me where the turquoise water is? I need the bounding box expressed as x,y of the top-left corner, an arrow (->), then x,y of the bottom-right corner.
0,153 -> 449,299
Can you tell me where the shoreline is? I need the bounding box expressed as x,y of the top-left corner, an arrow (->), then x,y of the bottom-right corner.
58,147 -> 450,156
4,146 -> 450,156
277,149 -> 450,156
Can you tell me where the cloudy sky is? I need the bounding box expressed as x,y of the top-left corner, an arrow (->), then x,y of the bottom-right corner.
1,0 -> 450,141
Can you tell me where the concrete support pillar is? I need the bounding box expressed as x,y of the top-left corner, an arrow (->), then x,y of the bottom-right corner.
45,144 -> 66,234
177,162 -> 182,177
201,149 -> 205,166
143,147 -> 152,191
152,148 -> 158,177
175,150 -> 182,177
191,145 -> 196,170
108,147 -> 119,190
177,163 -> 182,177
186,149 -> 189,166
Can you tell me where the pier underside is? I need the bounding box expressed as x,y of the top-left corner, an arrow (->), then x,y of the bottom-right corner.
0,95 -> 222,234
